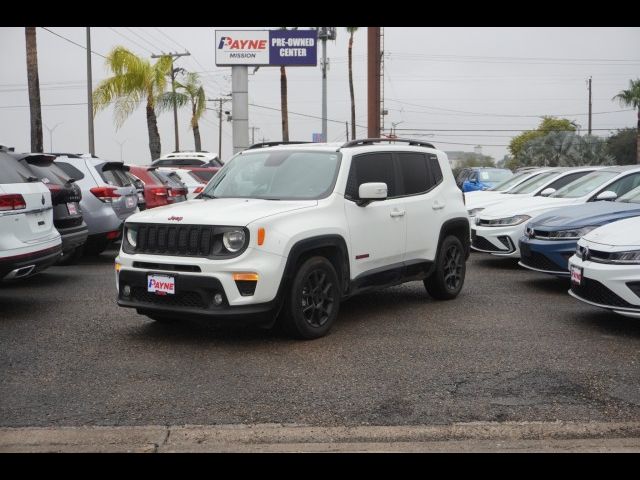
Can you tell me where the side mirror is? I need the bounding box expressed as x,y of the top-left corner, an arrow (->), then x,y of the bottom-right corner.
539,187 -> 556,197
595,190 -> 617,201
357,182 -> 387,206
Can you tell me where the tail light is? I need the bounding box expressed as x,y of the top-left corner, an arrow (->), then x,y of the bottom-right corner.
90,186 -> 121,203
149,187 -> 168,197
0,194 -> 27,211
194,186 -> 204,194
169,188 -> 187,197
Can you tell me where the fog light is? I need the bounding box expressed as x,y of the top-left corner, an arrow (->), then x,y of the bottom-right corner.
214,293 -> 223,305
123,285 -> 131,297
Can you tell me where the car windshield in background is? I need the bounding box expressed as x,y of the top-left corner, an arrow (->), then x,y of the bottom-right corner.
550,171 -> 618,198
189,170 -> 216,182
202,150 -> 341,200
617,185 -> 640,204
479,169 -> 512,183
99,166 -> 132,187
508,171 -> 560,194
489,171 -> 535,191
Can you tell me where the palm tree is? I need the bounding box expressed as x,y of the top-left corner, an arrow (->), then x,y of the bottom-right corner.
158,72 -> 206,151
25,27 -> 43,152
613,79 -> 640,164
93,47 -> 172,160
346,27 -> 359,140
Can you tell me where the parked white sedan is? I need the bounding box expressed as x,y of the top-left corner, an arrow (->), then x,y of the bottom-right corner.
471,166 -> 640,257
568,215 -> 640,319
157,167 -> 206,200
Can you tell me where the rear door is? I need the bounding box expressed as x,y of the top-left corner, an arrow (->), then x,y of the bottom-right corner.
399,152 -> 444,263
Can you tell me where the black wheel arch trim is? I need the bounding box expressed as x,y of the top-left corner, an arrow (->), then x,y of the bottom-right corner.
439,217 -> 471,259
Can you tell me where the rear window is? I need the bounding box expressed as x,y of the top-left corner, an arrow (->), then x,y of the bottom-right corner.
190,170 -> 216,182
98,165 -> 132,187
55,161 -> 85,181
24,162 -> 71,186
0,153 -> 35,184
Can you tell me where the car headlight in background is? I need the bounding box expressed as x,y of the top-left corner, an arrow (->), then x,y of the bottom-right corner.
546,226 -> 598,240
481,215 -> 531,227
468,207 -> 485,217
125,226 -> 137,248
222,229 -> 246,253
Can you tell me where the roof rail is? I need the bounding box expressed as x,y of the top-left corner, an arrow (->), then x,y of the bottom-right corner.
247,141 -> 312,150
340,138 -> 436,149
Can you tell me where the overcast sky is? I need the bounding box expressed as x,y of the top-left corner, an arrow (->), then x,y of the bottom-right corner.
1,27 -> 639,164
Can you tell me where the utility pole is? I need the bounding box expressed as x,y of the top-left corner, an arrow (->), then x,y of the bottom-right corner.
250,126 -> 260,145
86,27 -> 95,155
115,138 -> 127,162
208,97 -> 231,160
151,51 -> 190,151
587,76 -> 592,135
44,122 -> 63,152
317,28 -> 336,142
367,27 -> 381,138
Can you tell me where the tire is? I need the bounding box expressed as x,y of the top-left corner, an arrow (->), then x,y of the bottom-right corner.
56,246 -> 85,266
281,256 -> 341,340
84,237 -> 109,256
424,235 -> 466,300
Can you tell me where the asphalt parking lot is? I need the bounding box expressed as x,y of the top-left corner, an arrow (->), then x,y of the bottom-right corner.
1,247 -> 640,429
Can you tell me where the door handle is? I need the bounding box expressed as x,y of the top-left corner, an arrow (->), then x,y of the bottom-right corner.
390,209 -> 406,218
432,201 -> 445,210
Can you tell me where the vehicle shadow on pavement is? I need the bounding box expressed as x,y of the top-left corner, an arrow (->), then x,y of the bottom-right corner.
78,252 -> 118,266
0,271 -> 74,290
473,256 -> 522,270
578,310 -> 640,338
526,277 -> 571,295
0,294 -> 43,317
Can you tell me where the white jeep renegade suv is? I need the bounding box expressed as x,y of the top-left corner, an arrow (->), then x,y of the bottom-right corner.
115,139 -> 470,339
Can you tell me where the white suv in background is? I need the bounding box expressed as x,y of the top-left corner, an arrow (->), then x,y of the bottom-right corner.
0,149 -> 61,281
115,139 -> 470,339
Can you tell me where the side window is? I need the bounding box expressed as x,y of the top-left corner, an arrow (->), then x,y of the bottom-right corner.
545,171 -> 591,192
398,153 -> 429,195
469,172 -> 478,182
428,154 -> 443,186
345,152 -> 396,199
54,161 -> 85,181
600,173 -> 640,197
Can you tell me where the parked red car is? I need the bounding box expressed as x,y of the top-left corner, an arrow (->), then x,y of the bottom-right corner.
127,165 -> 171,209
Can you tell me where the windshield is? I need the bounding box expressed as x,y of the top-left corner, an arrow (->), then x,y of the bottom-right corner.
478,169 -> 512,183
508,170 -> 560,194
550,171 -> 618,198
201,150 -> 341,200
617,185 -> 640,204
489,170 -> 538,191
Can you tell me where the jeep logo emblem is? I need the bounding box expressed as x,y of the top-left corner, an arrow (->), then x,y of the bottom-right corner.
168,216 -> 183,221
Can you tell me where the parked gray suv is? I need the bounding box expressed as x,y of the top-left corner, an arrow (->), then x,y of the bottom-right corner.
53,154 -> 138,255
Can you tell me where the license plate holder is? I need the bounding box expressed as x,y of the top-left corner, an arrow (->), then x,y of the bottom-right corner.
67,202 -> 78,215
570,265 -> 583,286
147,274 -> 175,295
126,196 -> 136,208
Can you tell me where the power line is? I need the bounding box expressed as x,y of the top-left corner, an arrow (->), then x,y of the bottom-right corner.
246,103 -> 368,129
106,27 -> 154,55
123,27 -> 159,52
39,27 -> 106,59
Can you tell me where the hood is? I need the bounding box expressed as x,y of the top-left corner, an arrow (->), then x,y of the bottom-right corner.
478,196 -> 574,220
582,215 -> 640,247
464,190 -> 505,203
125,197 -> 317,226
530,201 -> 640,230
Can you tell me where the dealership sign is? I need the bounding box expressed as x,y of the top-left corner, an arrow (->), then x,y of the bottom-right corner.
215,30 -> 317,66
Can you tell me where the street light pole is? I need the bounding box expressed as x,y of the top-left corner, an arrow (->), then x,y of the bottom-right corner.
115,138 -> 128,162
44,122 -> 63,152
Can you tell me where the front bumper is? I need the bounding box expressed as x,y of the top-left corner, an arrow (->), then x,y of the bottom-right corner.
568,255 -> 640,318
518,237 -> 576,276
471,223 -> 524,257
117,269 -> 278,325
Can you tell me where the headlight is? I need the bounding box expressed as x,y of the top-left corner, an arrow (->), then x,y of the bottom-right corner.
604,250 -> 640,264
482,215 -> 531,227
468,208 -> 485,216
125,226 -> 137,248
546,226 -> 598,240
222,229 -> 246,253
